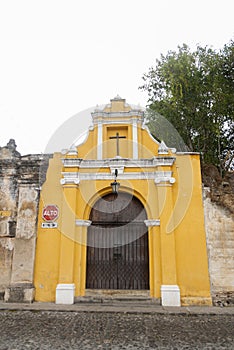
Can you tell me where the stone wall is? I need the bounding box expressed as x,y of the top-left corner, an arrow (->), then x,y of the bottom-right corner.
0,140 -> 50,302
203,187 -> 234,306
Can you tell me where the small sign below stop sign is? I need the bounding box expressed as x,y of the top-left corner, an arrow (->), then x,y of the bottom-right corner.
42,205 -> 59,222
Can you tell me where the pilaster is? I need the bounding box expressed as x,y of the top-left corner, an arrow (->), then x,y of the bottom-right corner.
58,182 -> 78,284
74,219 -> 91,296
97,121 -> 103,160
132,119 -> 138,159
144,220 -> 161,298
55,181 -> 78,305
156,182 -> 181,306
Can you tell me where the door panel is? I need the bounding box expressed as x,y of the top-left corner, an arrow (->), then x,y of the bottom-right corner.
86,193 -> 149,290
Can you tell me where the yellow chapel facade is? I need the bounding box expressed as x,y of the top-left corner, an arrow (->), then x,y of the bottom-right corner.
34,96 -> 212,306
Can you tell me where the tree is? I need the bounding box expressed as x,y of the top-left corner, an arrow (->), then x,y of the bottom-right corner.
140,41 -> 234,172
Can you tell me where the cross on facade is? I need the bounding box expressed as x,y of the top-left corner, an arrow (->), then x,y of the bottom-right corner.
109,132 -> 126,156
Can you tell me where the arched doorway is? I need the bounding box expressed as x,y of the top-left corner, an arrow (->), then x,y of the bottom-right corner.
86,192 -> 149,290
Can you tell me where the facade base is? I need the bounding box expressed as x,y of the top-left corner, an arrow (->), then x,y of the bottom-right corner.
4,283 -> 35,303
161,285 -> 181,307
181,296 -> 212,306
56,283 -> 75,304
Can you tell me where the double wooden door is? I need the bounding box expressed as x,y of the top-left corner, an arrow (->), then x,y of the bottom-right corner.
86,193 -> 149,290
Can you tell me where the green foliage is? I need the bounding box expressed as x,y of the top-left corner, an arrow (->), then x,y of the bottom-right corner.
140,41 -> 234,172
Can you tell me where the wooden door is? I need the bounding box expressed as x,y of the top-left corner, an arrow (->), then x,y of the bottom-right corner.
86,193 -> 149,290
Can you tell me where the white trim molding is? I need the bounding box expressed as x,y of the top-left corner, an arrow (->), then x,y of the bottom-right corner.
92,110 -> 145,124
60,176 -> 80,185
61,171 -> 174,182
75,219 -> 92,227
158,140 -> 176,155
61,157 -> 175,168
144,219 -> 160,227
158,140 -> 169,154
161,285 -> 181,307
155,175 -> 176,185
67,147 -> 78,156
110,165 -> 124,175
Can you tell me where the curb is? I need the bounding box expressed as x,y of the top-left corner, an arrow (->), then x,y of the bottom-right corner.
0,302 -> 234,315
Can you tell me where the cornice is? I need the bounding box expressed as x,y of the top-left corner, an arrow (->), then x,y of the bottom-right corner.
61,157 -> 175,168
144,219 -> 160,227
155,176 -> 176,184
92,110 -> 144,120
60,176 -> 80,185
75,219 -> 92,227
60,170 -> 175,185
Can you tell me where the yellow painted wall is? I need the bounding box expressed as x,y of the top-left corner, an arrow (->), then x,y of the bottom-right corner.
34,154 -> 63,301
173,155 -> 211,304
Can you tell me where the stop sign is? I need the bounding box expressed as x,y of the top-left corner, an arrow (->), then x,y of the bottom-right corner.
42,205 -> 59,222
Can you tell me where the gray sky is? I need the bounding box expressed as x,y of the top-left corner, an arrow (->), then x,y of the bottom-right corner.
0,0 -> 233,155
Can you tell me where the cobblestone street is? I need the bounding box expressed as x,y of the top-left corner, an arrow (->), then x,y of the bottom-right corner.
0,310 -> 233,349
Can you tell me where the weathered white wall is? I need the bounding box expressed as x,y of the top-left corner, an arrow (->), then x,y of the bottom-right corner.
0,238 -> 14,294
203,187 -> 234,305
0,140 -> 50,302
10,186 -> 38,285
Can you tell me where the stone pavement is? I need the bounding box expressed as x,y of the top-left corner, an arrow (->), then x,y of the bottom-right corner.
0,302 -> 233,349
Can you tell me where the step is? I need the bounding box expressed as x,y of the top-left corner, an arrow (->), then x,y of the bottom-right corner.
85,289 -> 150,297
75,290 -> 160,305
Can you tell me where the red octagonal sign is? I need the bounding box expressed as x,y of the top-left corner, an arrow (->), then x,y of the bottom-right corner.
42,205 -> 59,222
